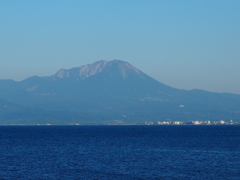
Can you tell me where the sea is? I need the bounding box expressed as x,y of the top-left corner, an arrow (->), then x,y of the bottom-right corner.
0,125 -> 239,180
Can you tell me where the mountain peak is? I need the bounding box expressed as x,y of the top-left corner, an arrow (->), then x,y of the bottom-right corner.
51,60 -> 142,80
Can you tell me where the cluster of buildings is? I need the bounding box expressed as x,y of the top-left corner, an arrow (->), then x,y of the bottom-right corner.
155,120 -> 239,125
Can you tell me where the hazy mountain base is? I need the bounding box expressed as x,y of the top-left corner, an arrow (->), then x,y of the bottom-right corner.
0,60 -> 240,124
1,98 -> 239,125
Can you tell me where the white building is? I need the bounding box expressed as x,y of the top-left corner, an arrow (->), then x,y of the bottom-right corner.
219,120 -> 225,124
192,121 -> 202,125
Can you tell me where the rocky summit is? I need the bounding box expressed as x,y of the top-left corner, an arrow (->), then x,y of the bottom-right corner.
51,60 -> 143,81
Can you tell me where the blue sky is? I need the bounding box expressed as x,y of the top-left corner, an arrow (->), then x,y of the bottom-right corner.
1,0 -> 240,94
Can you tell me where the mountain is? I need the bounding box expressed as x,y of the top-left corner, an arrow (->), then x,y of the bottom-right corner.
0,60 -> 240,124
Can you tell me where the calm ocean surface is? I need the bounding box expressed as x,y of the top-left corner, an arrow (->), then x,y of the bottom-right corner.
0,125 -> 239,180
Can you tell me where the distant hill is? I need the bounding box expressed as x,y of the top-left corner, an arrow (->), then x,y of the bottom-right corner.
0,60 -> 240,124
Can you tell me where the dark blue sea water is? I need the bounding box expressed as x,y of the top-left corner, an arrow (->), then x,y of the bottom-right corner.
0,125 -> 239,180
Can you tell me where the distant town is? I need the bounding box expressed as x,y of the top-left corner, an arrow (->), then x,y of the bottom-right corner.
100,119 -> 240,125
73,120 -> 240,126
145,120 -> 240,125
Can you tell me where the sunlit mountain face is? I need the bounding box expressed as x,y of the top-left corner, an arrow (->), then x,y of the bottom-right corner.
51,60 -> 143,80
0,60 -> 240,124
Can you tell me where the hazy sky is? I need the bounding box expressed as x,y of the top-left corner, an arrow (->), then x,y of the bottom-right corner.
1,0 -> 240,94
